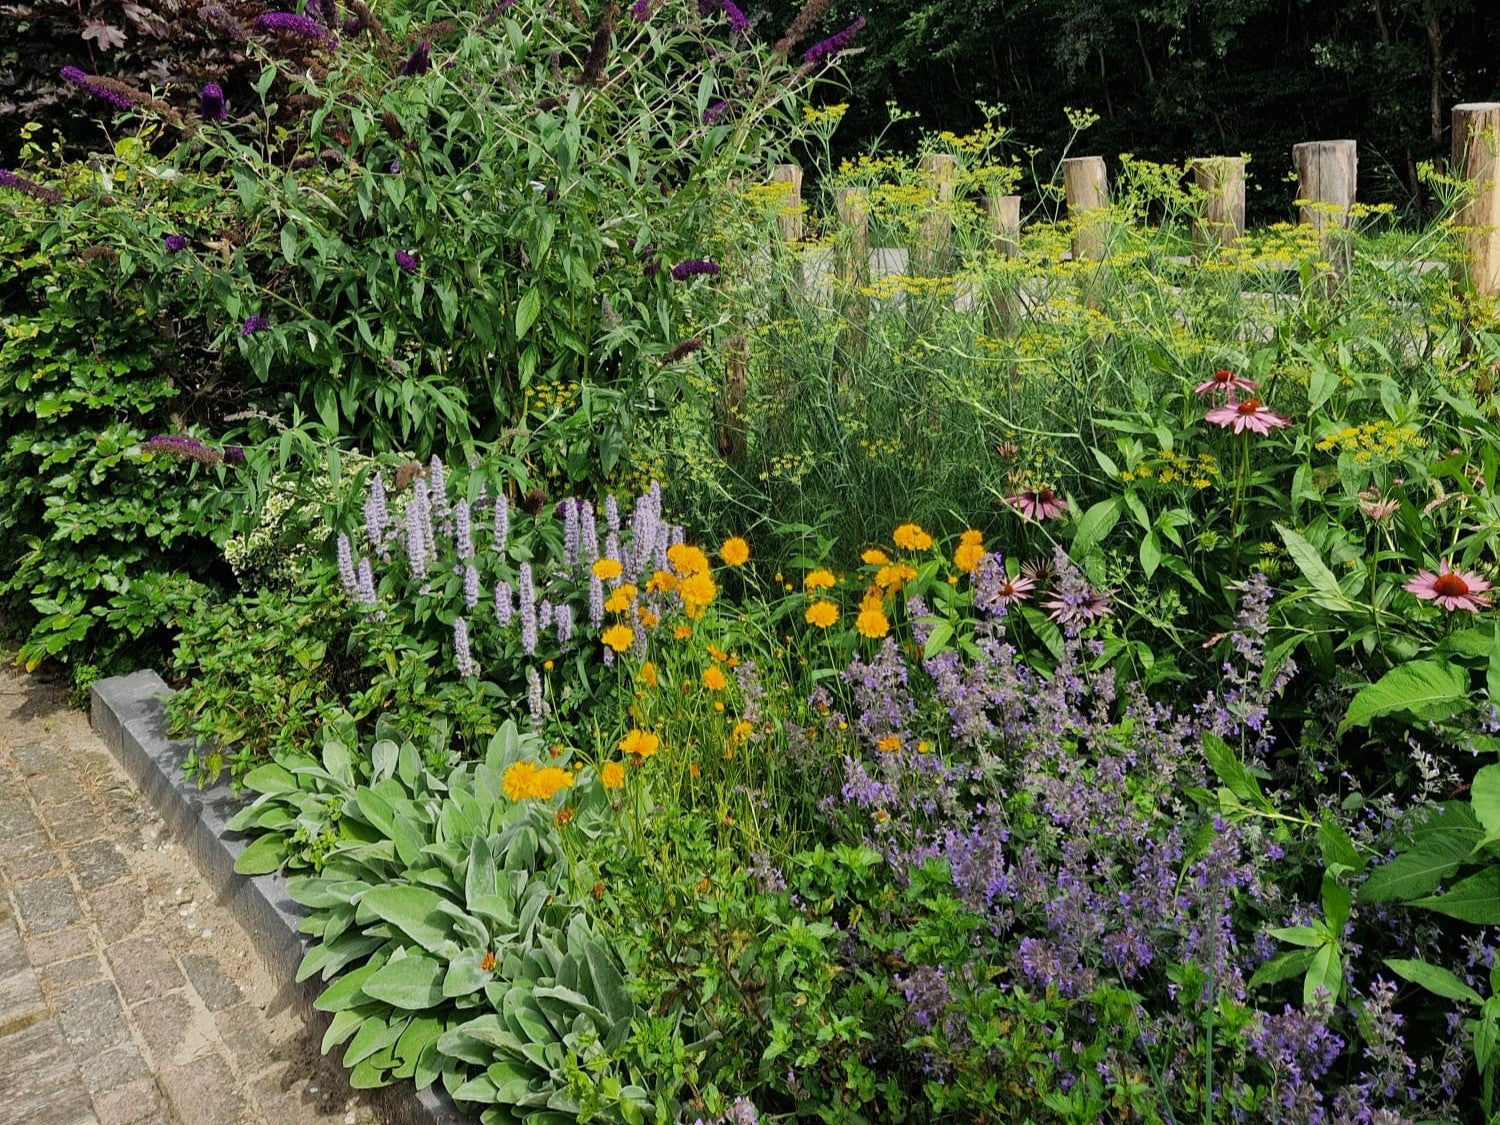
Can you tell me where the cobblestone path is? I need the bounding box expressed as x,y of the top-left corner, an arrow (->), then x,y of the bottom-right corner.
0,664 -> 377,1125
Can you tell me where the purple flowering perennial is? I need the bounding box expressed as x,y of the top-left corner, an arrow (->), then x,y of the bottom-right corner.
395,249 -> 418,273
0,169 -> 63,205
670,259 -> 721,280
336,533 -> 358,597
494,581 -> 514,626
721,0 -> 749,31
453,617 -> 477,678
401,41 -> 431,76
255,11 -> 326,37
60,66 -> 136,110
703,100 -> 729,124
803,15 -> 865,63
629,0 -> 649,19
241,315 -> 270,337
164,234 -> 187,253
200,83 -> 226,121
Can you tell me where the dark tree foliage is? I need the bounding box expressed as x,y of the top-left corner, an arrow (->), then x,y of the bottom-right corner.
769,0 -> 1497,220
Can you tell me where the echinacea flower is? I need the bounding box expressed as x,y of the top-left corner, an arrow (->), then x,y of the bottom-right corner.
1204,398 -> 1291,436
1358,489 -> 1399,522
991,574 -> 1035,607
200,82 -> 226,121
1007,488 -> 1068,521
1044,585 -> 1112,630
1404,562 -> 1492,612
241,315 -> 270,337
670,259 -> 720,280
1194,368 -> 1258,397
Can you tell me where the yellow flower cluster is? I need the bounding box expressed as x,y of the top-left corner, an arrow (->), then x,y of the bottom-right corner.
720,537 -> 750,567
601,761 -> 625,790
953,529 -> 985,573
602,624 -> 635,652
805,568 -> 836,591
1120,449 -> 1221,490
893,523 -> 933,551
1313,420 -> 1427,463
502,760 -> 575,801
523,380 -> 580,416
805,599 -> 839,628
619,729 -> 660,758
593,557 -> 623,581
605,584 -> 637,613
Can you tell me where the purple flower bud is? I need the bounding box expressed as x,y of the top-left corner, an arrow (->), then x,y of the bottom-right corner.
388,157 -> 401,174
255,11 -> 326,37
241,315 -> 270,337
395,249 -> 418,273
0,169 -> 63,205
629,0 -> 650,19
401,41 -> 431,76
200,83 -> 226,120
670,259 -> 721,280
804,16 -> 866,64
164,234 -> 187,253
721,0 -> 749,31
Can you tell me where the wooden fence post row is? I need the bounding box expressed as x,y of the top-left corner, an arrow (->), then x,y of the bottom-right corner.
1454,103 -> 1500,297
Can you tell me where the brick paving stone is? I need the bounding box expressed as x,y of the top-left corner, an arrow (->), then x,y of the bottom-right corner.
91,1078 -> 165,1125
181,952 -> 243,1012
213,1005 -> 276,1077
14,876 -> 84,935
106,937 -> 186,1006
85,883 -> 145,937
5,844 -> 67,882
159,1055 -> 253,1125
55,980 -> 133,1056
77,1044 -> 151,1095
11,741 -> 56,775
38,953 -> 108,997
0,796 -> 43,836
31,767 -> 86,807
0,1018 -> 100,1125
131,991 -> 200,1064
25,926 -> 95,968
70,841 -> 130,890
0,829 -> 59,869
48,800 -> 108,846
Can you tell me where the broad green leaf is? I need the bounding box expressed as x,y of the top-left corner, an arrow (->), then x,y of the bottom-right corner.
1275,523 -> 1355,612
1361,804 -> 1480,904
1070,498 -> 1120,557
315,961 -> 381,1012
1305,942 -> 1342,1007
1339,660 -> 1467,734
1202,732 -> 1266,808
1474,764 -> 1500,840
242,762 -> 298,795
1411,868 -> 1500,924
1267,924 -> 1322,948
442,949 -> 493,999
515,288 -> 541,339
1248,948 -> 1315,990
233,833 -> 288,876
357,885 -> 455,953
1384,958 -> 1483,1005
363,953 -> 446,1009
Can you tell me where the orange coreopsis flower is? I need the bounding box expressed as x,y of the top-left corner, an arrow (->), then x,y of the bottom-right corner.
605,584 -> 638,613
805,600 -> 839,628
719,537 -> 750,567
647,569 -> 679,594
893,523 -> 933,551
601,761 -> 625,789
861,548 -> 891,566
703,664 -> 727,691
953,532 -> 985,573
619,729 -> 661,758
667,543 -> 710,576
877,734 -> 902,753
592,557 -> 623,581
804,568 -> 836,591
639,661 -> 659,687
856,605 -> 890,639
502,760 -> 539,801
678,571 -> 717,618
602,624 -> 635,652
674,624 -> 693,640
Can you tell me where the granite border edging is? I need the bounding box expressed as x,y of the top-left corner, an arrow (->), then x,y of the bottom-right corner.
90,669 -> 469,1125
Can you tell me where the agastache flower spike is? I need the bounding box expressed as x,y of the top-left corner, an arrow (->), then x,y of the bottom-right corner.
580,502 -> 599,564
606,494 -> 621,534
588,573 -> 605,628
518,562 -> 538,655
454,617 -> 477,678
554,604 -> 574,645
364,473 -> 388,552
336,533 -> 358,597
454,499 -> 472,559
527,665 -> 545,721
495,581 -> 514,626
493,492 -> 510,555
464,565 -> 480,609
355,558 -> 377,606
563,500 -> 580,569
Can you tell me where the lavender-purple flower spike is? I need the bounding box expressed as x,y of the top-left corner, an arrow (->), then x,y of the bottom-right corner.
538,600 -> 553,630
526,666 -> 545,721
464,565 -> 480,609
518,562 -> 538,655
336,533 -> 358,597
495,581 -> 514,626
454,499 -> 472,559
200,83 -> 226,121
406,495 -> 429,579
554,604 -> 574,645
493,492 -> 510,555
670,259 -> 721,279
580,502 -> 599,564
563,500 -> 580,569
588,573 -> 605,628
365,473 -> 388,551
355,558 -> 377,606
255,11 -> 326,37
605,494 -> 620,534
454,617 -> 477,678
803,15 -> 865,63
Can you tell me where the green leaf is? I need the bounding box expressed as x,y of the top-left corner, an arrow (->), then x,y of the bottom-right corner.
242,762 -> 298,795
1411,868 -> 1500,924
1384,958 -> 1483,1005
1268,924 -> 1323,948
1339,660 -> 1468,734
233,834 -> 289,876
1275,523 -> 1355,612
357,886 -> 456,954
1249,948 -> 1315,990
1361,803 -> 1480,904
1202,732 -> 1267,809
1070,498 -> 1120,557
515,288 -> 541,340
1305,942 -> 1342,1007
1473,764 -> 1500,840
362,954 -> 446,1009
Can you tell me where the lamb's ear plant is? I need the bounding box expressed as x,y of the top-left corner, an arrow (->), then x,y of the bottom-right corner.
227,716 -> 657,1121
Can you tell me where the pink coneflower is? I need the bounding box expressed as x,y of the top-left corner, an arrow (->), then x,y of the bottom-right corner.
1007,487 -> 1068,520
1404,562 -> 1492,612
992,575 -> 1035,607
1194,368 -> 1257,397
1358,489 -> 1398,522
1044,586 -> 1112,629
1204,398 -> 1292,436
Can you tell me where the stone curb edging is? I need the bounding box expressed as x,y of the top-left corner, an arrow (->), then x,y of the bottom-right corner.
90,669 -> 470,1125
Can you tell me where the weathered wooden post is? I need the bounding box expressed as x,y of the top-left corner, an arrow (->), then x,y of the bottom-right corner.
983,193 -> 1022,335
1292,140 -> 1357,273
1452,103 -> 1500,297
1189,157 -> 1246,254
770,163 -> 803,242
834,186 -> 871,364
719,335 -> 748,462
1062,156 -> 1110,262
914,153 -> 958,276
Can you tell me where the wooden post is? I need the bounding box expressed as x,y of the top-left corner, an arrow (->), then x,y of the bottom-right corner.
1062,156 -> 1110,262
1453,103 -> 1500,297
719,335 -> 747,462
1190,157 -> 1246,254
984,193 -> 1022,335
834,187 -> 870,285
1292,140 -> 1356,273
914,153 -> 958,275
770,163 -> 803,242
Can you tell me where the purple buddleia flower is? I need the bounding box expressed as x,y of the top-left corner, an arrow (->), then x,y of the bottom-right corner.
493,492 -> 510,555
395,249 -> 418,273
803,15 -> 864,63
200,82 -> 226,120
401,41 -> 431,76
454,499 -> 472,559
703,100 -> 729,124
670,259 -> 720,279
464,565 -> 480,609
60,66 -> 138,110
0,169 -> 63,205
255,11 -> 326,37
454,617 -> 477,678
336,533 -> 358,597
526,665 -> 546,721
720,0 -> 749,31
355,558 -> 377,606
563,501 -> 580,569
518,562 -> 538,655
629,0 -> 649,19
554,604 -> 574,645
495,581 -> 514,626
164,234 -> 187,253
241,315 -> 270,337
